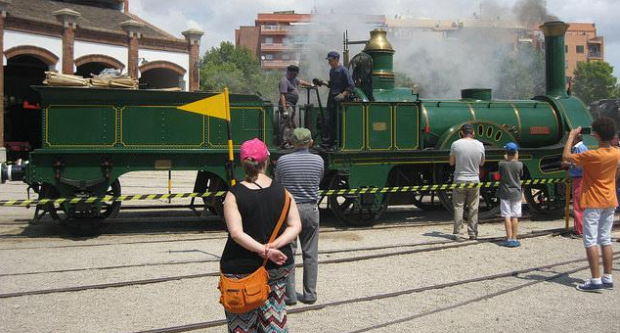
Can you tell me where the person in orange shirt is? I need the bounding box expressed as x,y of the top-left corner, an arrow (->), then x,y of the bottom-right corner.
563,116 -> 620,292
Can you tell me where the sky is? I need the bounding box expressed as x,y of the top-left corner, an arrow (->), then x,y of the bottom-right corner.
131,0 -> 620,78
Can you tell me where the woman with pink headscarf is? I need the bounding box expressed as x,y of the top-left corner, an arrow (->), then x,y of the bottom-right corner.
219,138 -> 301,333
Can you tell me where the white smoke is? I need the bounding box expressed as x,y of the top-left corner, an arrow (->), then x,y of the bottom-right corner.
288,0 -> 555,99
288,13 -> 383,104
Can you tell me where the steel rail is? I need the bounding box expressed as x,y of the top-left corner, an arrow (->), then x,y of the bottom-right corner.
348,261 -> 609,333
127,254 -> 618,333
0,213 -> 539,249
0,230 -> 561,299
0,228 -> 564,277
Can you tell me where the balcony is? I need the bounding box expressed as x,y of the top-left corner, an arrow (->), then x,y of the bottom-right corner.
588,51 -> 603,60
261,26 -> 290,35
261,43 -> 297,51
261,60 -> 300,69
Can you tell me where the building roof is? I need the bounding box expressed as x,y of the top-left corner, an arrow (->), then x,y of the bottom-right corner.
6,0 -> 182,41
567,23 -> 596,32
256,12 -> 313,23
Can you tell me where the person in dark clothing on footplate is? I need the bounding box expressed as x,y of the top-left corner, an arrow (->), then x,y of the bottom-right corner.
312,51 -> 355,151
278,65 -> 313,149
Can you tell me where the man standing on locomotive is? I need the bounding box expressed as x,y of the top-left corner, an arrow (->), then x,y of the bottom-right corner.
449,123 -> 485,241
313,51 -> 355,151
279,65 -> 313,149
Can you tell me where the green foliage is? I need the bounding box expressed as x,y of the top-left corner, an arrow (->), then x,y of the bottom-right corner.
256,70 -> 284,104
495,46 -> 545,99
199,41 -> 283,103
572,61 -> 619,105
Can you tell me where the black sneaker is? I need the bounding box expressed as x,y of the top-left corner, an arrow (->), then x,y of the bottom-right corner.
298,297 -> 316,305
603,281 -> 614,290
296,292 -> 316,305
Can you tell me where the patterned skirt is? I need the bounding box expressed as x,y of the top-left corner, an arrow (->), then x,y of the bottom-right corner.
224,265 -> 293,333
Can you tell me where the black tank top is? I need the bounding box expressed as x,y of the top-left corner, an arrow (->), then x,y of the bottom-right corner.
220,181 -> 293,274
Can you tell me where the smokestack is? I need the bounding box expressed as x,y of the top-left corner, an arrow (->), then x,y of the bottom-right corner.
539,21 -> 569,97
363,29 -> 395,90
124,0 -> 129,14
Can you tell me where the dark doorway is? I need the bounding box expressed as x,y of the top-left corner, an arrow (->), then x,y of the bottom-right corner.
4,55 -> 48,159
139,68 -> 183,89
75,62 -> 109,78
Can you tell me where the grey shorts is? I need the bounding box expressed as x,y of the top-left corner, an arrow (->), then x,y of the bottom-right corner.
583,208 -> 615,248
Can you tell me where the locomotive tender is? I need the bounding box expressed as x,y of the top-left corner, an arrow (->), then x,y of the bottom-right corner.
0,21 -> 591,233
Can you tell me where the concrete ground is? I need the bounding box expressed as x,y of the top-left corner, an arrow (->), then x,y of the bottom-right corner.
1,172 -> 619,333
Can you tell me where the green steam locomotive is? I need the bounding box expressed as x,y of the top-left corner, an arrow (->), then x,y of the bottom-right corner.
0,21 -> 591,234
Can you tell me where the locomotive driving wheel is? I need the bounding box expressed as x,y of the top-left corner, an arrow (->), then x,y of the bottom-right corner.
193,172 -> 227,219
436,164 -> 500,219
327,173 -> 389,226
388,167 -> 442,211
41,180 -> 122,236
38,183 -> 69,221
524,183 -> 566,217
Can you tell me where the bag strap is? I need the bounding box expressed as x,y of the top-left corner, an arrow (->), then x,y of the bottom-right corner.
262,190 -> 291,267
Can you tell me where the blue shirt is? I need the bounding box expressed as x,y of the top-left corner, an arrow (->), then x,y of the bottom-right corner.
329,65 -> 355,95
279,75 -> 300,106
569,141 -> 588,178
275,149 -> 324,203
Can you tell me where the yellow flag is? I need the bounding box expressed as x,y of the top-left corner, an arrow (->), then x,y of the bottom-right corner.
177,90 -> 230,121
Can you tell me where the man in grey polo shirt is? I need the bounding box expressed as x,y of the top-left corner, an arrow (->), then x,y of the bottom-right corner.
276,128 -> 324,305
449,123 -> 485,240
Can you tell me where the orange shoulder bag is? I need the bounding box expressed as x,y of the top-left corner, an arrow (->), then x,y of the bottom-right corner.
218,191 -> 291,313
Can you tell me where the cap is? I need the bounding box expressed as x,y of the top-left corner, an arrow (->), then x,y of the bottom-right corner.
504,142 -> 519,152
240,138 -> 270,163
287,65 -> 299,73
326,51 -> 340,60
292,127 -> 312,145
461,123 -> 474,133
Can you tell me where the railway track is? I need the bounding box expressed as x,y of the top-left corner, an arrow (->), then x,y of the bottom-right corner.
0,227 -> 560,278
0,213 -> 538,251
127,253 -> 619,333
0,229 -> 562,299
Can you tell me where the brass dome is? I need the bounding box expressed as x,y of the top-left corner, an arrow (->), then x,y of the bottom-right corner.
363,28 -> 395,54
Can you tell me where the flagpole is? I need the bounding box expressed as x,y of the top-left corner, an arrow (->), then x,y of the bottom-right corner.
224,87 -> 236,186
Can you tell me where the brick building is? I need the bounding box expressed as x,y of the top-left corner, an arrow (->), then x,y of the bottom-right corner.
0,0 -> 204,161
235,11 -> 312,70
236,11 -> 384,70
565,23 -> 604,81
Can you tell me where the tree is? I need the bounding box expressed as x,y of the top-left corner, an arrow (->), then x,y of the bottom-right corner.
572,61 -> 619,105
199,42 -> 281,102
